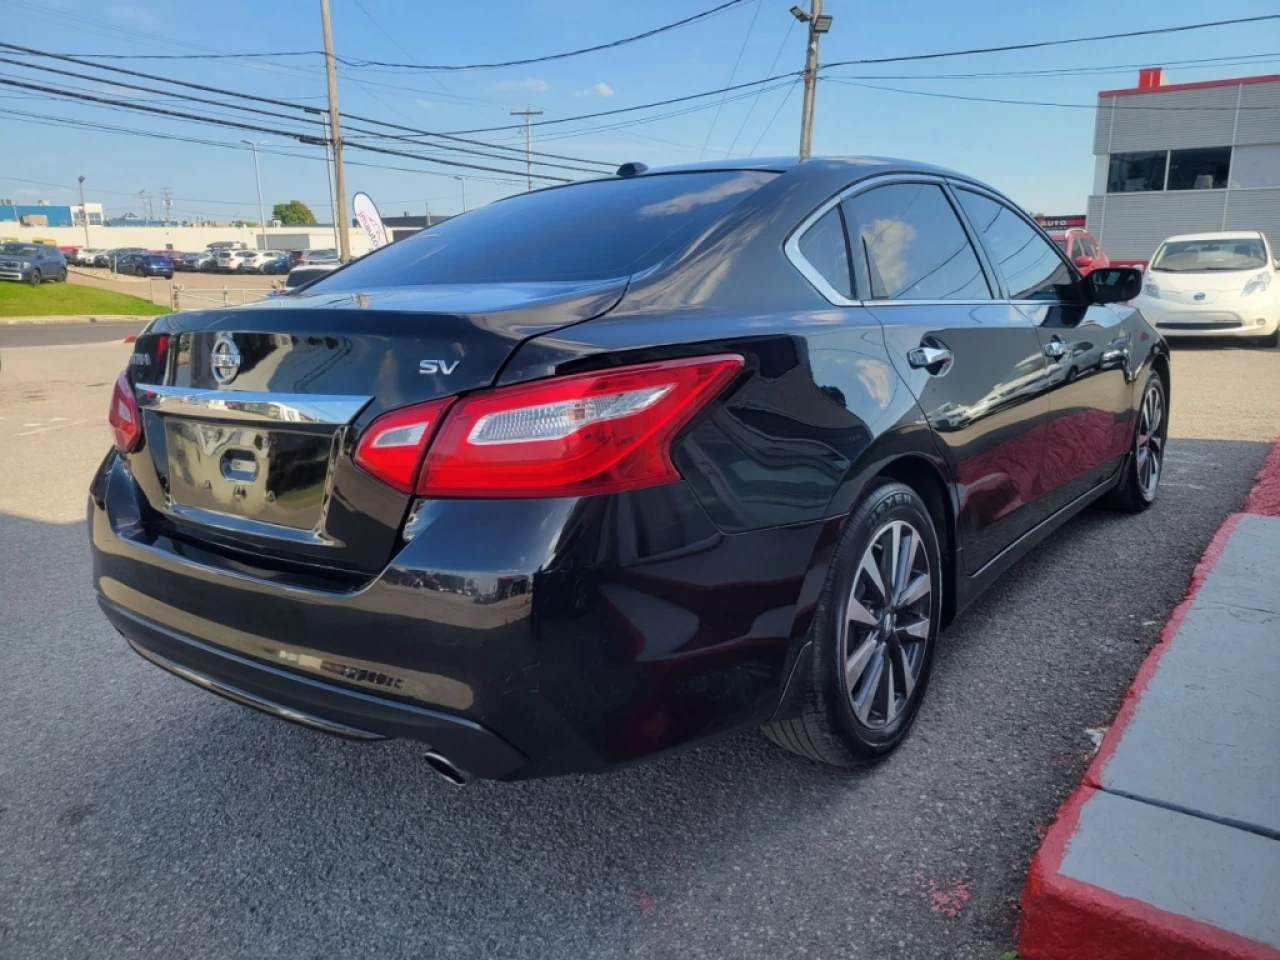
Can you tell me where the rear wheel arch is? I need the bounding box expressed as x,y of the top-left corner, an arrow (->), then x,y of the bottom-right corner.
1150,350 -> 1171,408
872,454 -> 958,626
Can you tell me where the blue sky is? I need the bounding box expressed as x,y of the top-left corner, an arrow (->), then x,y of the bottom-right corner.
1,0 -> 1277,222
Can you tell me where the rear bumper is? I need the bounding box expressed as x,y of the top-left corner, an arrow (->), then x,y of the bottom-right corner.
89,449 -> 822,779
101,596 -> 528,778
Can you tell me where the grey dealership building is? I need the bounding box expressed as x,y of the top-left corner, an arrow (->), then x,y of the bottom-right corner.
1086,69 -> 1280,262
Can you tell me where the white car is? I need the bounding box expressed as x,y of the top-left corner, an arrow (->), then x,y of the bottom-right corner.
214,249 -> 253,273
238,250 -> 288,273
73,247 -> 107,266
1134,231 -> 1279,347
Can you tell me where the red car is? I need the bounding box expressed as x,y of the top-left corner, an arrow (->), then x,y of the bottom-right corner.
1049,228 -> 1109,276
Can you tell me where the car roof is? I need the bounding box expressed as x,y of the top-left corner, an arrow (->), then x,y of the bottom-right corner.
1162,230 -> 1265,242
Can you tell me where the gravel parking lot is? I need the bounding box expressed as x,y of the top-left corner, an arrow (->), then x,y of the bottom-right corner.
0,331 -> 1274,959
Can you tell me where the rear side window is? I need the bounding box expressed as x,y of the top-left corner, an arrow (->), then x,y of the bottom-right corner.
313,171 -> 777,288
955,190 -> 1079,302
796,207 -> 853,298
843,183 -> 990,301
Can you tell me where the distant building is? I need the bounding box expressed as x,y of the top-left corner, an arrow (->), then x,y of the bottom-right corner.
0,200 -> 104,228
1087,69 -> 1280,262
381,212 -> 453,243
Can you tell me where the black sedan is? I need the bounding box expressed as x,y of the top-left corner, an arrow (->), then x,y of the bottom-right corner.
90,158 -> 1167,784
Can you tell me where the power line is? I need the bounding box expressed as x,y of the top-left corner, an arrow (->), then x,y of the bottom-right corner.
826,77 -> 1280,110
821,15 -> 1280,69
699,0 -> 764,160
24,0 -> 753,71
725,20 -> 796,158
749,81 -> 800,155
0,77 -> 575,181
0,41 -> 616,169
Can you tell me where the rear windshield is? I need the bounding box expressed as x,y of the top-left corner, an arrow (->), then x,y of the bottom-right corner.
1151,238 -> 1267,272
311,170 -> 777,289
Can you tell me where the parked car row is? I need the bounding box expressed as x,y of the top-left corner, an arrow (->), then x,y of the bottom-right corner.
63,246 -> 342,276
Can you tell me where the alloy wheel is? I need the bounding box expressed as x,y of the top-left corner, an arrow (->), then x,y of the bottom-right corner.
841,519 -> 932,730
1135,382 -> 1164,501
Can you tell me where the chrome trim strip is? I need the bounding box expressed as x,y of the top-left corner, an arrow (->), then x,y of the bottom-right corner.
135,384 -> 371,425
127,638 -> 386,740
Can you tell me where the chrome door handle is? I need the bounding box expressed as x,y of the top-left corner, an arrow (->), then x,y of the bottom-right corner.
907,344 -> 953,372
1043,338 -> 1069,361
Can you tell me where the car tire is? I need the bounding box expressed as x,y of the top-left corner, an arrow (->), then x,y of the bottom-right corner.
27,269 -> 41,286
58,268 -> 67,282
1104,367 -> 1167,512
762,480 -> 942,768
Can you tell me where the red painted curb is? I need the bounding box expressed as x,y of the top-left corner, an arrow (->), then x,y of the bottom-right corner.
1021,786 -> 1278,960
1083,513 -> 1241,790
1020,439 -> 1280,960
1242,439 -> 1280,518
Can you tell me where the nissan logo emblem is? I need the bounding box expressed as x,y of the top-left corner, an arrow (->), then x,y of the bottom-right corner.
210,334 -> 242,385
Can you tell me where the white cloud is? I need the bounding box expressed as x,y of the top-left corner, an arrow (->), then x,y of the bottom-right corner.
106,5 -> 160,31
573,82 -> 616,98
490,78 -> 550,93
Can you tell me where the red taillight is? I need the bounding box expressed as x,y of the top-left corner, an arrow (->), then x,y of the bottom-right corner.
353,397 -> 453,494
108,372 -> 142,452
417,354 -> 743,498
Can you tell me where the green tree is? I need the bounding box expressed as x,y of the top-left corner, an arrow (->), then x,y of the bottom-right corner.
272,200 -> 317,226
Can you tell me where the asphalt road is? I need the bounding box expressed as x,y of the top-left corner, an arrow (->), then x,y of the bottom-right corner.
0,339 -> 1275,960
0,320 -> 146,348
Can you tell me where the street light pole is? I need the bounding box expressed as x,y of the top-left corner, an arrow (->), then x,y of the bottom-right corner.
77,175 -> 89,249
322,115 -> 341,251
454,176 -> 467,213
241,140 -> 269,250
320,0 -> 351,262
793,1 -> 832,161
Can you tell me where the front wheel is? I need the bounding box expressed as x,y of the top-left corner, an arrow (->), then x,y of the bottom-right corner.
763,481 -> 942,767
27,269 -> 41,286
1105,368 -> 1166,512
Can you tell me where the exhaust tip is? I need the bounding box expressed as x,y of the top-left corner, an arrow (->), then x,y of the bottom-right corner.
423,750 -> 472,786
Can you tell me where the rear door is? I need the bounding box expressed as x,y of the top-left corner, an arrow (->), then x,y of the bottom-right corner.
953,187 -> 1133,518
843,178 -> 1052,573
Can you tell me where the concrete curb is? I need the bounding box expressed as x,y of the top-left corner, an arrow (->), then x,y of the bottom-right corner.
0,315 -> 153,325
1019,439 -> 1280,960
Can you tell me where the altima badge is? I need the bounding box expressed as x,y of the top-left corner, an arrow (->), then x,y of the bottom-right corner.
211,335 -> 242,385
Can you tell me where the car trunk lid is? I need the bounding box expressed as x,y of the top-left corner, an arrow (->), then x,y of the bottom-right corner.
126,279 -> 625,579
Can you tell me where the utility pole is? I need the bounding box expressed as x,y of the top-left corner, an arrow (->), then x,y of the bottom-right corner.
162,186 -> 172,227
510,105 -> 544,192
320,0 -> 351,261
321,115 -> 341,252
240,140 -> 268,249
792,1 -> 832,161
137,189 -> 148,223
77,175 -> 90,248
424,199 -> 431,227
454,176 -> 467,213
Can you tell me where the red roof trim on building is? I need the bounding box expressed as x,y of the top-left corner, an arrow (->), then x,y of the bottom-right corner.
1098,73 -> 1280,98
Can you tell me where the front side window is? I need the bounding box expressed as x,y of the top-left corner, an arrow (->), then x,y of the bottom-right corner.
1107,152 -> 1167,193
313,170 -> 777,289
842,183 -> 990,301
796,206 -> 852,298
956,190 -> 1080,302
1151,238 -> 1267,273
1167,147 -> 1231,191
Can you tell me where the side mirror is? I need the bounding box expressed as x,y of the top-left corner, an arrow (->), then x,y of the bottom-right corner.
1089,267 -> 1143,304
1074,255 -> 1093,269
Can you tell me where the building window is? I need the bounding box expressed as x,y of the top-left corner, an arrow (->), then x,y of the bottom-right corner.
89,213 -> 103,224
1167,147 -> 1231,191
1106,152 -> 1167,193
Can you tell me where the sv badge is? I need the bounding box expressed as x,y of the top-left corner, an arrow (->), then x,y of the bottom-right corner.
419,359 -> 460,375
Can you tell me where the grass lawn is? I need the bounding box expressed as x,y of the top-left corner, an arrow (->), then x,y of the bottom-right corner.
0,280 -> 171,318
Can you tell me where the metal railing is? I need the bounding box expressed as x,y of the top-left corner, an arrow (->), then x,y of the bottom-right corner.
171,284 -> 274,311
